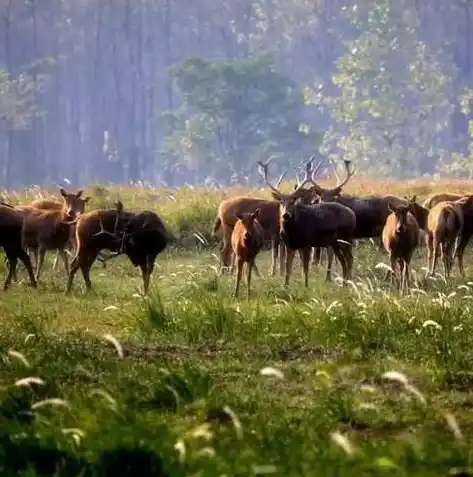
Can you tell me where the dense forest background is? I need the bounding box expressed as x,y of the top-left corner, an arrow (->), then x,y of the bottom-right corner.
1,0 -> 473,188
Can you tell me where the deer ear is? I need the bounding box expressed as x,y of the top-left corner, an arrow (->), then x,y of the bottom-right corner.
83,196 -> 91,203
412,195 -> 417,203
271,191 -> 282,202
59,188 -> 67,197
76,190 -> 83,198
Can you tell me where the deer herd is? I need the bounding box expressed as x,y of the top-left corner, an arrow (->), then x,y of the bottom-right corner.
213,157 -> 473,297
0,157 -> 472,299
0,189 -> 172,294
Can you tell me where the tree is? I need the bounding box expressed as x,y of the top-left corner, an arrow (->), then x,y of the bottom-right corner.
159,55 -> 318,184
307,0 -> 455,177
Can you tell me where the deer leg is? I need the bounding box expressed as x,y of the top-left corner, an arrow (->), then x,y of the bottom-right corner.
325,247 -> 334,282
430,239 -> 439,277
3,254 -> 17,291
79,252 -> 98,291
66,254 -> 81,295
312,247 -> 321,268
220,226 -> 233,275
17,247 -> 37,288
398,259 -> 406,293
58,249 -> 70,275
299,247 -> 311,288
342,242 -> 353,281
52,250 -> 60,272
271,237 -> 279,277
331,244 -> 348,285
234,257 -> 244,298
35,248 -> 46,281
246,259 -> 253,299
252,261 -> 261,278
284,248 -> 295,287
390,254 -> 397,286
140,257 -> 155,295
279,242 -> 286,278
454,234 -> 470,279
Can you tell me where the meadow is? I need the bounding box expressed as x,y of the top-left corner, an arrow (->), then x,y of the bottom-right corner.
2,177 -> 473,476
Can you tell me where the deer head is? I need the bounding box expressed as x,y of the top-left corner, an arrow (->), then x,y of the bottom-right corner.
59,188 -> 91,219
308,160 -> 356,201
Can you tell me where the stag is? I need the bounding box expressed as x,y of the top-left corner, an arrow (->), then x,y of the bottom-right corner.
425,195 -> 473,278
231,208 -> 264,298
66,202 -> 171,295
0,205 -> 37,290
382,203 -> 420,293
259,160 -> 356,287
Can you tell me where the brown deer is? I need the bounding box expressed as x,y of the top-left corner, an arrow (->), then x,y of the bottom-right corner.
259,159 -> 356,287
382,203 -> 420,293
66,202 -> 171,295
213,162 -> 288,277
21,188 -> 87,280
422,193 -> 464,209
26,190 -> 111,272
230,208 -> 264,298
425,195 -> 473,278
0,205 -> 37,290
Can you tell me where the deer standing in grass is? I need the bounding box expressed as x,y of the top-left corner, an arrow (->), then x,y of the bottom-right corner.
425,195 -> 473,278
382,203 -> 420,293
231,208 -> 264,298
259,159 -> 356,287
21,189 -> 86,281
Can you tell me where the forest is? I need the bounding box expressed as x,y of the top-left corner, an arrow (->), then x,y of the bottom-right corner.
1,0 -> 473,187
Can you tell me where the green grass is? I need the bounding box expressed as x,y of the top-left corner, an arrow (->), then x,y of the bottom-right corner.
2,238 -> 473,476
3,180 -> 473,475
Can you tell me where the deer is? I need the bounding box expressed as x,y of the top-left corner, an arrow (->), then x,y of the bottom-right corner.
425,195 -> 473,278
0,204 -> 37,290
212,164 -> 288,278
382,203 -> 420,293
26,189 -> 91,272
259,159 -> 356,287
230,208 -> 264,298
20,188 -> 88,281
65,202 -> 172,295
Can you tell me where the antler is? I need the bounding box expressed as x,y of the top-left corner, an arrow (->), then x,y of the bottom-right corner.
334,160 -> 355,190
93,216 -> 116,238
257,156 -> 286,195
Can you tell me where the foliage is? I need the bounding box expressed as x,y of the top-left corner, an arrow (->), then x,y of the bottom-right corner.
160,55 -> 318,184
307,0 -> 455,177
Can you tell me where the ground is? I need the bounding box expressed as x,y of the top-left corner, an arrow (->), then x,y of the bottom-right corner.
2,180 -> 473,476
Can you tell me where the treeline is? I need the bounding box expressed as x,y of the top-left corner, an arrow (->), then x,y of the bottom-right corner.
0,0 -> 473,188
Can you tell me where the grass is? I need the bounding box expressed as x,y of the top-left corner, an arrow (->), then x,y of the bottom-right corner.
2,178 -> 473,475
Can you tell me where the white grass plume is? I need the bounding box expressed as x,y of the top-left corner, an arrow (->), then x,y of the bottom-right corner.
31,398 -> 70,410
7,350 -> 30,368
260,366 -> 284,379
15,377 -> 45,388
102,333 -> 124,358
330,431 -> 354,456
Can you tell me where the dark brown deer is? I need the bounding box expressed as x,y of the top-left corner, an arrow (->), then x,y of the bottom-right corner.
0,205 -> 37,290
382,203 -> 420,293
230,208 -> 264,298
259,160 -> 356,287
425,195 -> 473,278
66,202 -> 171,295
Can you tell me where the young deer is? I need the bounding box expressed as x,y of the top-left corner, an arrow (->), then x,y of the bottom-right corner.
231,209 -> 264,298
382,203 -> 420,293
21,189 -> 86,281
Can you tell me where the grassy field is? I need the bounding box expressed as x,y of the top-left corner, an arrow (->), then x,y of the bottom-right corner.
2,179 -> 473,476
